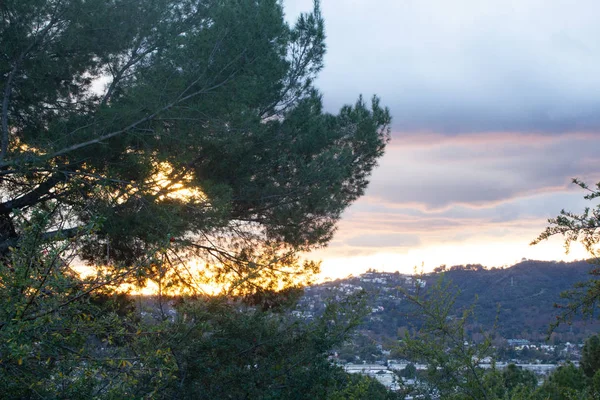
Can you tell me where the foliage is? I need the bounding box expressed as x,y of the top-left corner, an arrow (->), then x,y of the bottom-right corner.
336,332 -> 382,363
385,177 -> 600,399
0,210 -> 139,398
136,293 -> 378,399
0,240 -> 394,399
0,0 -> 391,397
0,0 -> 390,291
528,178 -> 600,397
327,373 -> 402,400
400,363 -> 417,379
532,179 -> 600,328
397,276 -> 500,400
536,362 -> 588,400
580,333 -> 600,378
392,277 -> 600,400
501,363 -> 537,394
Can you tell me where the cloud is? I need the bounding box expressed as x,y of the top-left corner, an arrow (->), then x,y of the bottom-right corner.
286,0 -> 600,133
366,132 -> 600,209
344,233 -> 421,248
286,1 -> 600,275
317,190 -> 588,264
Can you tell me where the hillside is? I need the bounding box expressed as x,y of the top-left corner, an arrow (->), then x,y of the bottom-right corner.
299,260 -> 600,343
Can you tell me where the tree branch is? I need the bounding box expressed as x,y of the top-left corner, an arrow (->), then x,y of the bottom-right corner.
0,172 -> 68,213
1,5 -> 64,160
0,226 -> 81,253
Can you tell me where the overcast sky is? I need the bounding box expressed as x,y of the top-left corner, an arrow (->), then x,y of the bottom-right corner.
285,0 -> 600,279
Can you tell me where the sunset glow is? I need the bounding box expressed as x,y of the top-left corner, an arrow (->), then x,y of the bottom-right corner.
276,0 -> 600,283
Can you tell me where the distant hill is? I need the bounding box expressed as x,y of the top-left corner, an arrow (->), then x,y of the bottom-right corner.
300,260 -> 600,343
424,260 -> 600,340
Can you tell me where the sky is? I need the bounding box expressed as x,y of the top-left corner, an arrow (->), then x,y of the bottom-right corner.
284,0 -> 600,279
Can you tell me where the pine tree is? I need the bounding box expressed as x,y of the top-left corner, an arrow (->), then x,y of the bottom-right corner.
0,1 -> 391,397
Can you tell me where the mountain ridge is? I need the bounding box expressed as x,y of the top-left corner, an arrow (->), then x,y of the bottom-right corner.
301,259 -> 600,343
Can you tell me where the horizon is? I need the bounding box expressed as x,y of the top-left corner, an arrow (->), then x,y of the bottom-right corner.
314,256 -> 594,284
285,0 -> 600,281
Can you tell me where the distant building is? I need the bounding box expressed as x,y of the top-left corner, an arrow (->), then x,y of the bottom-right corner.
507,339 -> 531,347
